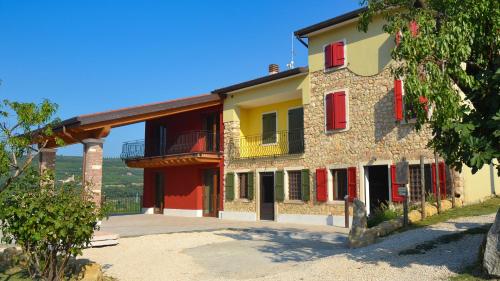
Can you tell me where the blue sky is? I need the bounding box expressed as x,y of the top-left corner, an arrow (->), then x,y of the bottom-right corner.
0,0 -> 360,156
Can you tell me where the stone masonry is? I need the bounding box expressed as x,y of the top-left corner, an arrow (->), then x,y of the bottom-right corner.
82,138 -> 104,205
39,148 -> 57,174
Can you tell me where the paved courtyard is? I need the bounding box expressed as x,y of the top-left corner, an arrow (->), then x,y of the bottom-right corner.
83,214 -> 495,281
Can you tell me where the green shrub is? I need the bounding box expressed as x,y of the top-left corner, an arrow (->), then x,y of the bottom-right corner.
0,169 -> 106,281
367,202 -> 402,227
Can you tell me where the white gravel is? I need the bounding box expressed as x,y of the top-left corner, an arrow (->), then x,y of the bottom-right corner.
82,214 -> 495,281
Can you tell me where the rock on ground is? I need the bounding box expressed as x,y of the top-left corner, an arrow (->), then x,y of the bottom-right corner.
482,209 -> 500,277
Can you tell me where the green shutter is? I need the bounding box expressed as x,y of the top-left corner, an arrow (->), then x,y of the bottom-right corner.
247,172 -> 254,200
262,113 -> 277,144
225,173 -> 235,201
275,170 -> 285,202
301,169 -> 310,201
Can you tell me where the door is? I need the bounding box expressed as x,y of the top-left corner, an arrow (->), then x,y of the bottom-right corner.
288,107 -> 304,154
260,172 -> 275,220
366,165 -> 390,214
154,172 -> 164,214
202,113 -> 220,152
203,169 -> 219,217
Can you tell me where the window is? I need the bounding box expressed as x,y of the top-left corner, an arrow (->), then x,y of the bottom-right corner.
331,169 -> 348,200
325,91 -> 347,131
288,171 -> 302,200
408,164 -> 433,202
325,41 -> 345,69
238,173 -> 248,199
394,79 -> 429,122
262,112 -> 277,144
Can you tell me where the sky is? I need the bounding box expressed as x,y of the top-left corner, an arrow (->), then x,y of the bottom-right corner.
0,0 -> 360,156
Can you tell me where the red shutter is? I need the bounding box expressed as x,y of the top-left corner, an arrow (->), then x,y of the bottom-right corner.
394,79 -> 403,121
391,165 -> 404,202
347,167 -> 357,202
333,41 -> 345,67
431,163 -> 437,195
316,168 -> 328,202
438,162 -> 447,199
325,93 -> 334,130
410,21 -> 419,37
333,91 -> 347,129
325,44 -> 333,69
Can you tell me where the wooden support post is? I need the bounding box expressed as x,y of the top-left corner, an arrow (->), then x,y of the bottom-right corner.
435,151 -> 441,214
420,155 -> 426,219
403,192 -> 409,227
344,195 -> 350,228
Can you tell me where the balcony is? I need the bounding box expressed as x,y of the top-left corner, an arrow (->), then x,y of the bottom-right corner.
121,130 -> 222,168
228,129 -> 304,159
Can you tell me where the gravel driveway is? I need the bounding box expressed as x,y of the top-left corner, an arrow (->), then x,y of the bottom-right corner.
82,214 -> 495,281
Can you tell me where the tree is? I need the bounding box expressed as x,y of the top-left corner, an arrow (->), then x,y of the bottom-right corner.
0,99 -> 61,192
358,0 -> 499,174
0,169 -> 105,280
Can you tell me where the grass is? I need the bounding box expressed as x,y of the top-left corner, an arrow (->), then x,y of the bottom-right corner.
0,265 -> 31,281
411,197 -> 500,229
450,263 -> 492,281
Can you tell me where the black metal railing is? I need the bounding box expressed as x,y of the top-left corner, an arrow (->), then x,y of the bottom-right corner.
228,129 -> 304,159
121,130 -> 220,160
103,196 -> 143,215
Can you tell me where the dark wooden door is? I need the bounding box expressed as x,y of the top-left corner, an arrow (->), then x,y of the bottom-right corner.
260,172 -> 275,220
288,107 -> 304,154
154,172 -> 164,214
203,169 -> 219,217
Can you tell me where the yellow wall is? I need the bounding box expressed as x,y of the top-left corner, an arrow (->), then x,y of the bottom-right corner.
307,16 -> 393,76
223,74 -> 309,123
462,162 -> 500,204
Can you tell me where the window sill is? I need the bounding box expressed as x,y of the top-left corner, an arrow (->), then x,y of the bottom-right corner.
326,200 -> 346,205
325,128 -> 349,134
284,200 -> 305,205
324,65 -> 347,74
236,199 -> 252,203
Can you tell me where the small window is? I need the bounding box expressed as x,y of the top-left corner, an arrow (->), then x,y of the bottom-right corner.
408,164 -> 432,202
325,91 -> 347,131
325,41 -> 345,69
238,173 -> 248,199
288,171 -> 302,200
331,169 -> 348,200
262,112 -> 277,144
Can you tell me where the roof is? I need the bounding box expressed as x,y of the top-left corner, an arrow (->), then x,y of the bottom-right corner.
56,93 -> 221,130
294,7 -> 367,37
211,67 -> 308,95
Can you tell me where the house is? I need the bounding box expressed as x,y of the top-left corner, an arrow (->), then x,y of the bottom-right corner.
40,7 -> 498,226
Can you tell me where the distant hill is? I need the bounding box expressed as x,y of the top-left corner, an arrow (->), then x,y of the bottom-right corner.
54,156 -> 143,198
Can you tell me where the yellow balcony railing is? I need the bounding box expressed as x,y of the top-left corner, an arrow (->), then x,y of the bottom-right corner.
228,130 -> 304,159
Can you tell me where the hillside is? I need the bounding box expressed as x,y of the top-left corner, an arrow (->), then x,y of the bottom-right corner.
54,156 -> 143,198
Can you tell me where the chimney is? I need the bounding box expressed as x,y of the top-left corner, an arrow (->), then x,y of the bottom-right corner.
268,64 -> 279,75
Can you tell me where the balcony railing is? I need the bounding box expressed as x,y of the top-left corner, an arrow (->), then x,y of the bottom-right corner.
228,129 -> 304,159
121,130 -> 220,160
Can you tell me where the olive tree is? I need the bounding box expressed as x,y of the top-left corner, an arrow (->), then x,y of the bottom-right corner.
358,0 -> 499,174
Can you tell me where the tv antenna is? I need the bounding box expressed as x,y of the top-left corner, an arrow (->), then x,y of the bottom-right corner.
286,33 -> 295,69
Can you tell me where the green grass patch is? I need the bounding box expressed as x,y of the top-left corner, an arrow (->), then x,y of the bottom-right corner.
411,197 -> 500,229
449,262 -> 491,281
0,265 -> 31,281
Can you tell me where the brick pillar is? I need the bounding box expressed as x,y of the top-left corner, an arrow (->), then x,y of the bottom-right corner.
39,148 -> 57,173
82,138 -> 104,205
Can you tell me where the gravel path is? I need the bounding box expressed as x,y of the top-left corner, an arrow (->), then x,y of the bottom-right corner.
82,214 -> 495,281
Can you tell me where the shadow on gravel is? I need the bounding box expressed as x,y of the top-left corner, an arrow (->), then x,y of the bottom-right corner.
216,220 -> 490,275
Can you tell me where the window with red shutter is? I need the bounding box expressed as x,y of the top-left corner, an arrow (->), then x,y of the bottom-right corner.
391,165 -> 405,202
325,91 -> 347,131
394,79 -> 404,121
316,168 -> 327,202
347,167 -> 357,202
324,41 -> 345,69
431,162 -> 447,199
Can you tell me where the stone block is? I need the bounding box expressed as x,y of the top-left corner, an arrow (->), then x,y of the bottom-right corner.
424,203 -> 438,217
483,209 -> 500,277
440,200 -> 452,211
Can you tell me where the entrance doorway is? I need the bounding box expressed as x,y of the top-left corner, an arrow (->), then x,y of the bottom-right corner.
364,165 -> 389,214
260,172 -> 275,221
154,172 -> 164,214
202,169 -> 219,217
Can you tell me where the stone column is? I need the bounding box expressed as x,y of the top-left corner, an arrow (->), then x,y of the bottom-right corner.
82,138 -> 104,205
39,148 -> 57,173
